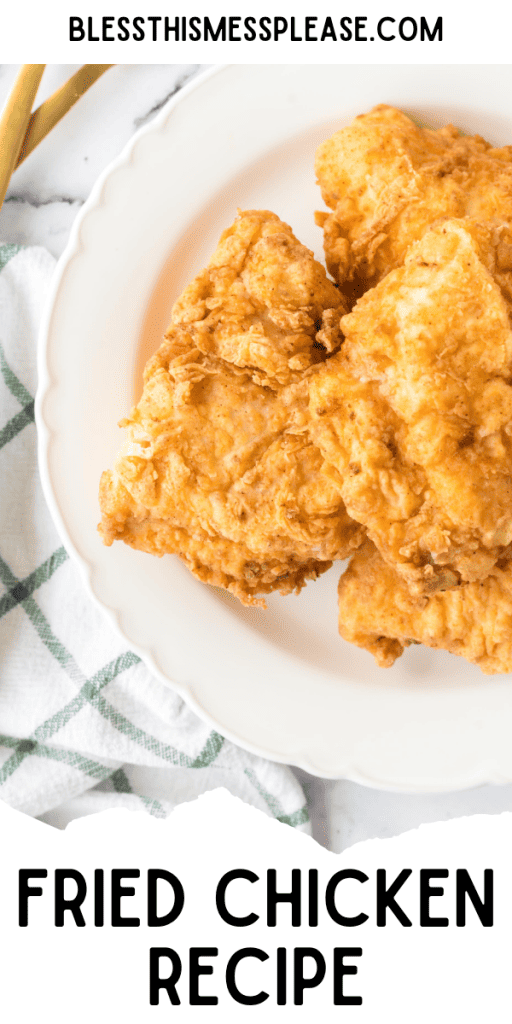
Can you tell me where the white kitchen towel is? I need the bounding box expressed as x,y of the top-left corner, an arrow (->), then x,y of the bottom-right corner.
0,244 -> 309,831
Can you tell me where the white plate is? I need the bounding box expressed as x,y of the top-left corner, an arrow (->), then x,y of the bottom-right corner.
37,64 -> 512,791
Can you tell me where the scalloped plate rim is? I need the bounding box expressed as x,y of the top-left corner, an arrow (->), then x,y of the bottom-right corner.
35,64 -> 512,791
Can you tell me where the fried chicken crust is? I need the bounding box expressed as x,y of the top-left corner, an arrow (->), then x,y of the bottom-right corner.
99,210 -> 364,606
309,219 -> 512,594
337,540 -> 512,674
315,104 -> 512,307
171,208 -> 346,387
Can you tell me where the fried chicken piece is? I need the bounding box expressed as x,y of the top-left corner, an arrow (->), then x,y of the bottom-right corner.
171,208 -> 346,387
315,104 -> 512,307
337,539 -> 512,674
309,219 -> 512,595
99,210 -> 364,606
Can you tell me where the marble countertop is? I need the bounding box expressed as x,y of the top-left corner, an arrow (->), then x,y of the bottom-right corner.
2,63 -> 512,851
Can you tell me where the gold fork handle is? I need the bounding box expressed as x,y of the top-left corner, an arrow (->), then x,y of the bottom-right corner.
0,64 -> 46,209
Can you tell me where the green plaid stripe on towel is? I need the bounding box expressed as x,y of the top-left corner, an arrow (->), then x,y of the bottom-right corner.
0,244 -> 309,832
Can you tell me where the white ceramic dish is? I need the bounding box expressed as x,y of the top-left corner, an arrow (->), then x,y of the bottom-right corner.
37,64 -> 512,790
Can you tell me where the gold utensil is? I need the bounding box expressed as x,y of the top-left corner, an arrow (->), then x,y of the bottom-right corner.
0,64 -> 45,209
16,65 -> 113,168
0,64 -> 114,212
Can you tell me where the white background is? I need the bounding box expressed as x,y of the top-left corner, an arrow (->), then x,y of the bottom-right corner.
1,0 -> 510,64
2,794 -> 509,1021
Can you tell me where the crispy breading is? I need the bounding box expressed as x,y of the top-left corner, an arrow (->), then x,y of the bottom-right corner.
99,210 -> 364,606
309,220 -> 512,594
315,104 -> 512,307
337,539 -> 512,674
170,209 -> 346,387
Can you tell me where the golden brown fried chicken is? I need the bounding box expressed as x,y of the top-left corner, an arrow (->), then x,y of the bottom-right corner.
171,208 -> 346,387
315,104 -> 512,307
337,539 -> 512,674
309,219 -> 512,595
99,210 -> 364,606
